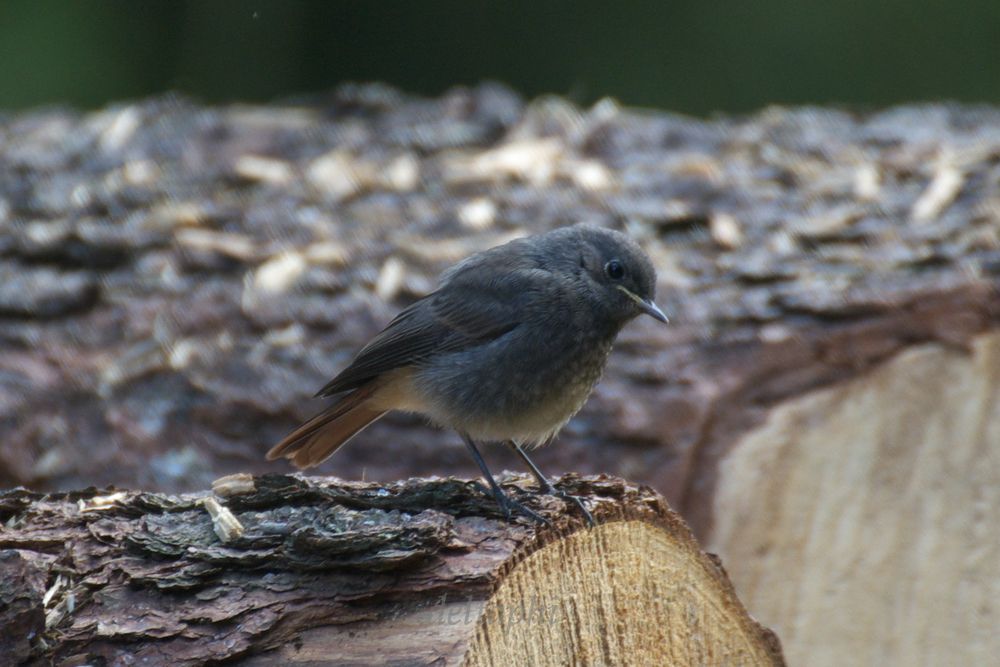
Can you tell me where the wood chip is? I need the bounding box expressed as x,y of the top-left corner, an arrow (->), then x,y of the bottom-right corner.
212,473 -> 257,497
234,155 -> 294,185
201,496 -> 245,542
912,164 -> 963,222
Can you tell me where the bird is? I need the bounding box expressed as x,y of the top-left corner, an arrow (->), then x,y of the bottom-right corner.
267,223 -> 668,524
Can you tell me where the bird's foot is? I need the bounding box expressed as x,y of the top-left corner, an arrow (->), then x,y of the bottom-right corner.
469,480 -> 549,525
538,481 -> 596,527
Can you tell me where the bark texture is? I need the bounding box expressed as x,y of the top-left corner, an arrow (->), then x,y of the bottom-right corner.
0,475 -> 783,666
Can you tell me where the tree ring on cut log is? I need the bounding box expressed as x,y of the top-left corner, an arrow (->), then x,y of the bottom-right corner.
467,518 -> 784,667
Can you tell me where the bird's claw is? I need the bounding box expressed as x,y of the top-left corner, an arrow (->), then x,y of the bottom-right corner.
498,492 -> 550,525
540,483 -> 596,527
468,480 -> 549,525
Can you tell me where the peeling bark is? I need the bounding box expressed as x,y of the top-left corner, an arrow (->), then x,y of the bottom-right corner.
0,475 -> 783,666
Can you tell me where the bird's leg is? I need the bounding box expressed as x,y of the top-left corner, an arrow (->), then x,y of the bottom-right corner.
506,441 -> 595,526
461,435 -> 548,525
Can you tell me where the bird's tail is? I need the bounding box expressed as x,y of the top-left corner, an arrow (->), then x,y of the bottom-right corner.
266,387 -> 386,468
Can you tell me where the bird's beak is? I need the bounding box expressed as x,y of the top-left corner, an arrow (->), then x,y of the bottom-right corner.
617,286 -> 669,324
640,298 -> 669,323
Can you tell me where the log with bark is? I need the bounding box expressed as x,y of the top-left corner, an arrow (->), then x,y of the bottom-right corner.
0,474 -> 783,666
2,86 -> 1000,665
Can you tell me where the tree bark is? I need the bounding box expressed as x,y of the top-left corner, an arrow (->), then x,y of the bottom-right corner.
0,475 -> 783,666
2,87 -> 1000,665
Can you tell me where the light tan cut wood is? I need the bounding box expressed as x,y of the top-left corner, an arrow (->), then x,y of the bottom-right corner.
711,332 -> 1000,667
467,521 -> 782,667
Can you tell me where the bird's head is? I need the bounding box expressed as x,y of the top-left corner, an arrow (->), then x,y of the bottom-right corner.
573,225 -> 668,325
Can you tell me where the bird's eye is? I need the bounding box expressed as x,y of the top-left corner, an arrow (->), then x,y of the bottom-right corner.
604,260 -> 625,280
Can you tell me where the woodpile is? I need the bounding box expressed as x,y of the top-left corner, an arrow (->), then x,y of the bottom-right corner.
2,86 -> 999,664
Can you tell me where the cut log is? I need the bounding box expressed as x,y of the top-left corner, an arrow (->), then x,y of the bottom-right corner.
0,475 -> 783,666
709,332 -> 1000,667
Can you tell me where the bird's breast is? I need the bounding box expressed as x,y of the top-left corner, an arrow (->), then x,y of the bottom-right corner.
411,331 -> 615,446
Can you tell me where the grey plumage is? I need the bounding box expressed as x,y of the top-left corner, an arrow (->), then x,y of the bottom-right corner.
267,223 -> 666,522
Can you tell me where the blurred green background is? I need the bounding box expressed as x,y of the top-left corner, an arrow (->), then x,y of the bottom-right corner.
1,0 -> 998,114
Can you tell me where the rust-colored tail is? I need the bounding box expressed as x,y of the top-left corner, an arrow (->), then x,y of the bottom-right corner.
266,388 -> 386,469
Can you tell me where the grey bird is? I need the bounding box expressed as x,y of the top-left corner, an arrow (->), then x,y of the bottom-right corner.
267,224 -> 668,523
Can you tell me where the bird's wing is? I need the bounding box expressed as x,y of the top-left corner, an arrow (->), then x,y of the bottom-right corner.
315,266 -> 552,397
